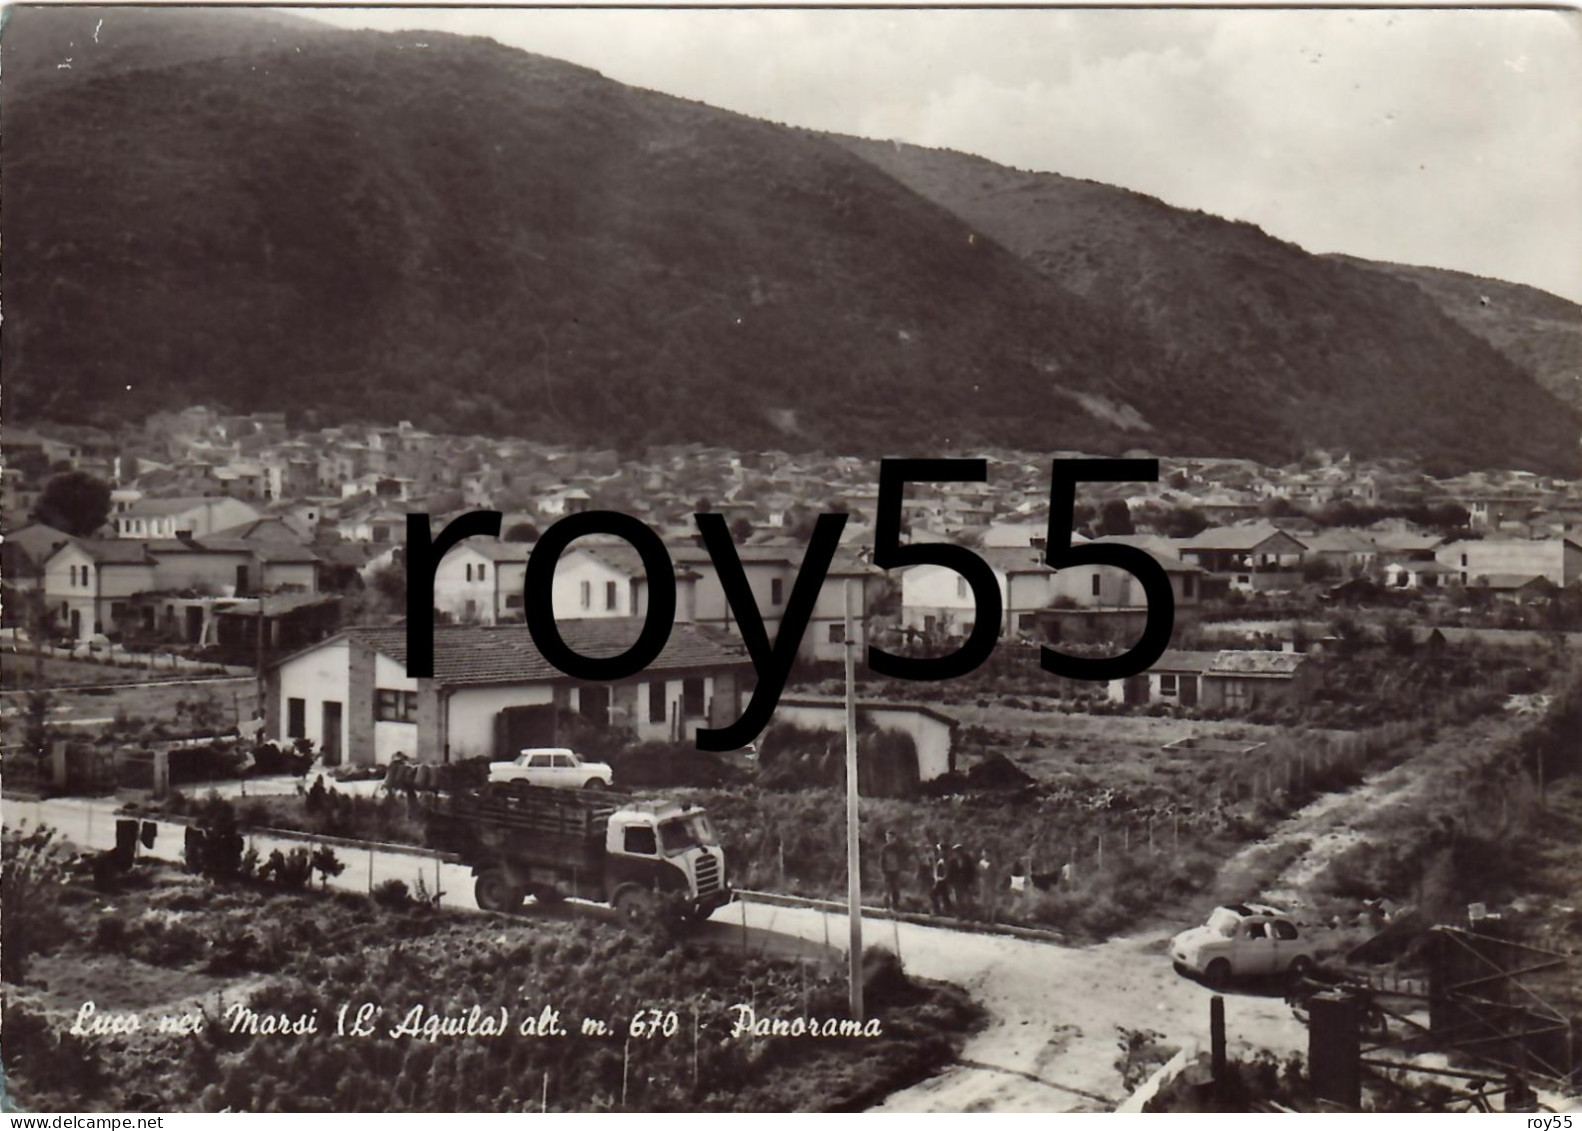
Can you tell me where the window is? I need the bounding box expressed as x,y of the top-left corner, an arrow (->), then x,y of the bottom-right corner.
465,563 -> 472,581
771,578 -> 784,606
1461,554 -> 1468,567
528,753 -> 553,768
504,594 -> 524,609
110,602 -> 126,621
1223,678 -> 1249,707
1273,920 -> 1299,941
1159,674 -> 1178,696
580,580 -> 592,609
464,599 -> 477,620
624,826 -> 657,855
375,689 -> 419,722
1018,613 -> 1036,631
287,698 -> 306,739
478,563 -> 487,581
68,565 -> 76,586
649,681 -> 668,724
552,753 -> 574,768
1091,573 -> 1102,597
1183,574 -> 1196,599
682,678 -> 706,717
606,581 -> 618,610
1245,922 -> 1268,940
829,623 -> 845,644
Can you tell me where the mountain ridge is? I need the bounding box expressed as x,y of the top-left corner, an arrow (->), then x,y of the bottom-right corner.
5,7 -> 1577,475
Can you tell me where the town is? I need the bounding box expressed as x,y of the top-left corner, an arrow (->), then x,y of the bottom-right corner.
4,410 -> 1579,1110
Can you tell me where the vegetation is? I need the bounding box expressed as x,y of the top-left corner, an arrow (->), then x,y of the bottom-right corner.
2,851 -> 981,1112
31,470 -> 112,535
6,7 -> 1576,471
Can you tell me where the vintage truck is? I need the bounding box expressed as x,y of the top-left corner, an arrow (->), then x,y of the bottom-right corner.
423,780 -> 732,923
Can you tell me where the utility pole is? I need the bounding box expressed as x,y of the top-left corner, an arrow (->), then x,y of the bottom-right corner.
844,579 -> 864,1022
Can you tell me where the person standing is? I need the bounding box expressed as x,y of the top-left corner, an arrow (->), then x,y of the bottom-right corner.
977,848 -> 995,921
879,830 -> 904,911
930,844 -> 951,915
949,843 -> 973,916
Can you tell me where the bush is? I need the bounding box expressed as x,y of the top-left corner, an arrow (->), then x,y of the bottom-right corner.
2,824 -> 72,981
372,879 -> 411,908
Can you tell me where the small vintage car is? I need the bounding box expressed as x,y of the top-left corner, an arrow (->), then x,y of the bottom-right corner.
1171,903 -> 1316,987
487,747 -> 614,790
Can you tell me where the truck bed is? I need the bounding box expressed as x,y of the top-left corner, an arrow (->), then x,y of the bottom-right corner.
423,781 -> 617,869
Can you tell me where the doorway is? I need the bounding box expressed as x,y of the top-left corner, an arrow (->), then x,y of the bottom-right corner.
321,701 -> 343,766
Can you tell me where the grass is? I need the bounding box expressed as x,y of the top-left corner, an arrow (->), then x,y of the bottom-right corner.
2,857 -> 982,1112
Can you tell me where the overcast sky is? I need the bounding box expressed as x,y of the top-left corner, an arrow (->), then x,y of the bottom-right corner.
311,6 -> 1582,304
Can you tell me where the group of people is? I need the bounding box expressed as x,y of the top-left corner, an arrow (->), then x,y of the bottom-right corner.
876,830 -> 1031,922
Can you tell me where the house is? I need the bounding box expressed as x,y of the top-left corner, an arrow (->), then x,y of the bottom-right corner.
899,547 -> 1055,639
1108,649 -> 1218,707
1,523 -> 74,592
432,540 -> 529,625
1109,649 -> 1317,711
148,536 -> 318,596
1382,560 -> 1458,590
41,539 -> 158,640
1302,529 -> 1379,576
1467,574 -> 1555,605
1435,537 -> 1582,588
263,621 -> 755,765
213,593 -> 344,666
114,496 -> 262,540
548,543 -> 699,626
1180,524 -> 1308,591
670,541 -> 877,664
1368,530 -> 1443,561
1057,536 -> 1205,608
772,698 -> 957,783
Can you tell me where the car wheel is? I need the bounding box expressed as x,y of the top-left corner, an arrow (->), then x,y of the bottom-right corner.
474,871 -> 524,913
583,778 -> 604,790
1287,955 -> 1315,986
1203,958 -> 1232,988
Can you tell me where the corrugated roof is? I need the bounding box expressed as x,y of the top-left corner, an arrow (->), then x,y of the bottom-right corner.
1149,649 -> 1218,673
1210,650 -> 1307,676
310,620 -> 752,686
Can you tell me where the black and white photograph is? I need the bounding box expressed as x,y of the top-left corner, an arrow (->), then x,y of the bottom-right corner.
1,1 -> 1580,1115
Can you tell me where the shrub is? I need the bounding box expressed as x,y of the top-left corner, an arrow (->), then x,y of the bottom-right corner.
372,879 -> 411,908
2,824 -> 71,981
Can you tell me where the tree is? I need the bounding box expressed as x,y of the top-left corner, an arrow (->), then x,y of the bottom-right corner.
693,497 -> 714,514
729,516 -> 753,542
1154,506 -> 1209,539
33,471 -> 111,536
1095,499 -> 1134,537
503,522 -> 540,543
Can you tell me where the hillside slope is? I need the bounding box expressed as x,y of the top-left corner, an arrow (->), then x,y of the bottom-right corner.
1331,255 -> 1582,413
3,9 -> 1169,459
4,8 -> 1576,473
833,136 -> 1581,475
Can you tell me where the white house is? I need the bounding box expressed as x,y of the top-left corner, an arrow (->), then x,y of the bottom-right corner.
264,621 -> 755,765
432,540 -> 529,625
114,496 -> 261,540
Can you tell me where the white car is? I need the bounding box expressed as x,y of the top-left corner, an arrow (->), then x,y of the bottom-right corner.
488,748 -> 614,790
1170,903 -> 1316,987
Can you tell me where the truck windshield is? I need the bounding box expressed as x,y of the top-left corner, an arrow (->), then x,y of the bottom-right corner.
658,814 -> 717,855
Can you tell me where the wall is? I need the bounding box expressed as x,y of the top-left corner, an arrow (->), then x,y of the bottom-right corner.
552,552 -> 637,619
446,683 -> 556,760
772,701 -> 954,781
153,549 -> 253,594
432,545 -> 503,624
261,561 -> 318,593
274,640 -> 352,754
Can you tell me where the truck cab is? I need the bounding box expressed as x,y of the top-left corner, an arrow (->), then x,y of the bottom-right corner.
604,801 -> 729,922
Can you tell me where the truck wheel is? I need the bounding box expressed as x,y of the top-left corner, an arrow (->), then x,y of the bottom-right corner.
613,885 -> 657,925
530,884 -> 565,906
1203,959 -> 1232,988
475,871 -> 524,913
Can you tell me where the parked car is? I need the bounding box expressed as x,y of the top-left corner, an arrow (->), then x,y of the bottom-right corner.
487,747 -> 614,790
1171,903 -> 1316,987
